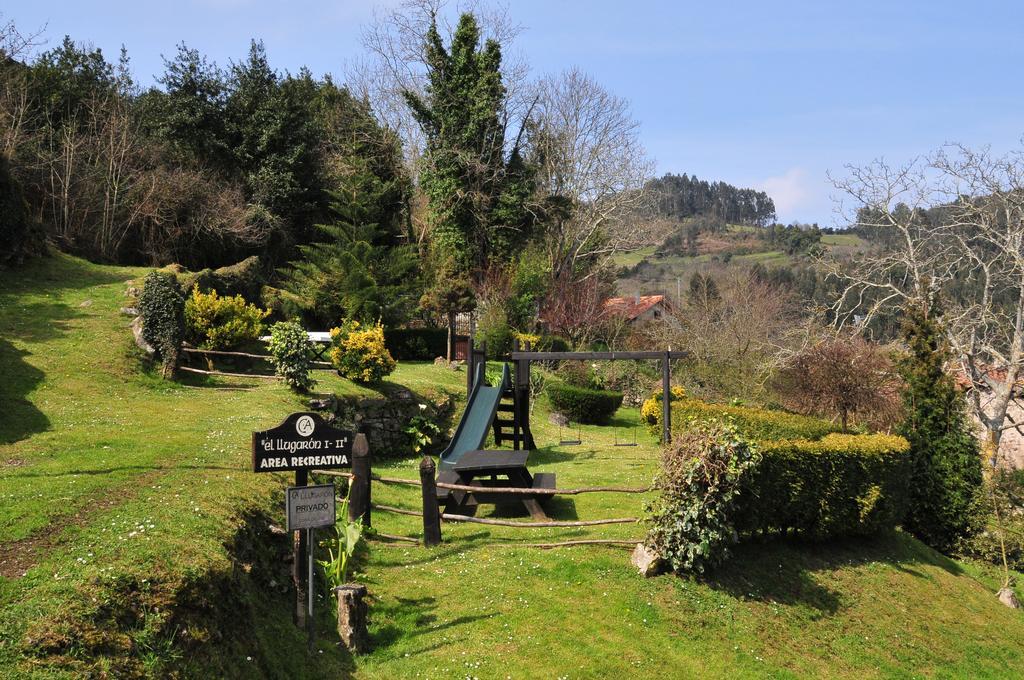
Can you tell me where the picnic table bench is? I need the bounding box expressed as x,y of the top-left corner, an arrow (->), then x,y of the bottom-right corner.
437,449 -> 556,520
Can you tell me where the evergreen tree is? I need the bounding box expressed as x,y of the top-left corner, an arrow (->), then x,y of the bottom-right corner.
898,297 -> 983,552
281,176 -> 418,329
405,13 -> 535,276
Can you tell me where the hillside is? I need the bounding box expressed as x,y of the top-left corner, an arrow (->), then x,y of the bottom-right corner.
614,224 -> 868,297
1,253 -> 1022,678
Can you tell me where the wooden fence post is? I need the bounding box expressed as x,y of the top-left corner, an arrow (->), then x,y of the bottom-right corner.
466,335 -> 474,394
662,350 -> 671,444
350,433 -> 371,528
419,456 -> 442,546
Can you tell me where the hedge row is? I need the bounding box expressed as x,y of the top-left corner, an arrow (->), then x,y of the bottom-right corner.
643,397 -> 841,441
733,434 -> 913,539
546,381 -> 624,425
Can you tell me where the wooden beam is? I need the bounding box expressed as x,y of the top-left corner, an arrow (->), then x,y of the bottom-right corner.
509,351 -> 688,361
440,514 -> 637,528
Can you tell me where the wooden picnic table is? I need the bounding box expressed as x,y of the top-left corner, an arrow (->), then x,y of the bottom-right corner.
438,450 -> 555,521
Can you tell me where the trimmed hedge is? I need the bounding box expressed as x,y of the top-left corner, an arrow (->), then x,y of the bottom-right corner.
643,397 -> 841,441
385,328 -> 450,360
546,381 -> 624,425
732,434 -> 913,539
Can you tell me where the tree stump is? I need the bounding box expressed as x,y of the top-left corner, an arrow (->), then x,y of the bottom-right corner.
335,584 -> 370,653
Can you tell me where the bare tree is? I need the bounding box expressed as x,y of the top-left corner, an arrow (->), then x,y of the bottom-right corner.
773,334 -> 901,431
533,68 -> 658,279
829,142 -> 1024,467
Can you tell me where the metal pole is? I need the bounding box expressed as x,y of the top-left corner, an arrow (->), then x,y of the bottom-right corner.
307,527 -> 315,652
294,469 -> 307,628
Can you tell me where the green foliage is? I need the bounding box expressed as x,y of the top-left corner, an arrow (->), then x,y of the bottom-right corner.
179,256 -> 266,302
405,13 -> 537,274
897,299 -> 983,552
329,320 -> 396,384
646,422 -> 760,573
475,303 -> 514,359
962,470 -> 1024,571
405,414 -> 442,454
0,154 -> 44,266
183,287 -> 269,350
643,397 -> 840,441
546,381 -> 624,425
385,328 -> 450,360
317,485 -> 364,589
732,433 -> 913,539
139,272 -> 185,378
281,185 -> 419,328
266,321 -> 315,392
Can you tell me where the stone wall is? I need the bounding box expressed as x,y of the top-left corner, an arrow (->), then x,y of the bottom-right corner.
310,387 -> 455,459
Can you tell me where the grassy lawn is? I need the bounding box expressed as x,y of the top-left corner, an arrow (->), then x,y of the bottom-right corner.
1,253 -> 1022,678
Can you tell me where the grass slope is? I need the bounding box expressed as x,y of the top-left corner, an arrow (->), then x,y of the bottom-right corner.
0,253 -> 1021,678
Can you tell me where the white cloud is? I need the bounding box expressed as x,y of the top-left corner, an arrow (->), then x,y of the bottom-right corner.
755,167 -> 810,220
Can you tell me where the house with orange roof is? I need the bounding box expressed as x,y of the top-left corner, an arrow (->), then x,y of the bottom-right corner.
602,294 -> 674,325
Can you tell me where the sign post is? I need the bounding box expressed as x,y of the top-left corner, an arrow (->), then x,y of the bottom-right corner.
253,413 -> 353,650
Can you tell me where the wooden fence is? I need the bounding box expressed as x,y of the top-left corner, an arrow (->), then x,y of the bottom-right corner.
313,448 -> 649,550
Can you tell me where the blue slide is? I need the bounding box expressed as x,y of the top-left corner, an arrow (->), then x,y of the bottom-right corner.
438,362 -> 509,472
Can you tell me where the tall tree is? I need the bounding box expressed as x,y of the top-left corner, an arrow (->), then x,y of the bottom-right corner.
404,12 -> 532,276
897,297 -> 983,553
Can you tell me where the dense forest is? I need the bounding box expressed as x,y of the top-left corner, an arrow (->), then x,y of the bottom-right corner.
645,172 -> 776,227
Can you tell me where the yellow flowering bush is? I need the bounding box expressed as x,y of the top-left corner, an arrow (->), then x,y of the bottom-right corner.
184,286 -> 269,350
329,320 -> 396,383
640,386 -> 687,427
512,330 -> 541,349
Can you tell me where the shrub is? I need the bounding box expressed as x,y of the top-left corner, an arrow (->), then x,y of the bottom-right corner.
475,303 -> 513,358
139,272 -> 185,379
642,396 -> 840,441
266,321 -> 316,392
329,320 -> 396,384
732,433 -> 913,539
385,328 -> 449,360
546,381 -> 624,425
536,335 -> 570,353
184,286 -> 270,350
554,361 -> 595,389
180,256 -> 266,302
647,427 -> 914,573
961,470 -> 1024,571
646,421 -> 759,573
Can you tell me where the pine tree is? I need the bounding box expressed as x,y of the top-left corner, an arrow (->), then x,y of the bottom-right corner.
281,175 -> 419,328
898,297 -> 983,552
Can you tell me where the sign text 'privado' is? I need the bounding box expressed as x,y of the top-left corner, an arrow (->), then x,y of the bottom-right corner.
252,412 -> 354,473
286,483 -> 336,531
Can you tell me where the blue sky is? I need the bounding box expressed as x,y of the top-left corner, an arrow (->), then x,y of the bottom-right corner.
7,0 -> 1024,224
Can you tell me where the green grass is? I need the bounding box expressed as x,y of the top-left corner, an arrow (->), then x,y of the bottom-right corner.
2,253 -> 1023,678
821,233 -> 865,247
610,246 -> 657,269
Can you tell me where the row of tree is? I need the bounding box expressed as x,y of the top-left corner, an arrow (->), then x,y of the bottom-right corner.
645,172 -> 776,227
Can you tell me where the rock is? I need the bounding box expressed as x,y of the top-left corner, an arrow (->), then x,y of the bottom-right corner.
309,396 -> 335,411
78,299 -> 92,308
130,316 -> 155,355
335,584 -> 370,653
434,356 -> 448,366
125,286 -> 139,298
631,543 -> 664,577
549,411 -> 570,427
268,524 -> 287,536
120,306 -> 138,316
998,587 -> 1021,609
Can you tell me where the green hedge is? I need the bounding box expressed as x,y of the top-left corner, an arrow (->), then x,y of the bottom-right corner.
385,328 -> 451,360
546,381 -> 624,425
644,398 -> 841,441
733,434 -> 913,539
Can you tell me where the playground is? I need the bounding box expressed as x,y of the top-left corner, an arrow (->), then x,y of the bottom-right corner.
2,255 -> 1022,678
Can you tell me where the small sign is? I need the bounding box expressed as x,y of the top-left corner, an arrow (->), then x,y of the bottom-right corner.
252,412 -> 355,473
286,483 -> 336,532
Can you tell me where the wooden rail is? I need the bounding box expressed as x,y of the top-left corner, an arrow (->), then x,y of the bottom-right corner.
440,514 -> 638,528
372,503 -> 422,517
182,346 -> 333,368
178,366 -> 279,380
435,481 -> 650,496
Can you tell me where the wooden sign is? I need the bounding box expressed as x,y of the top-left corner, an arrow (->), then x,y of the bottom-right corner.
252,412 -> 354,473
286,483 -> 337,531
